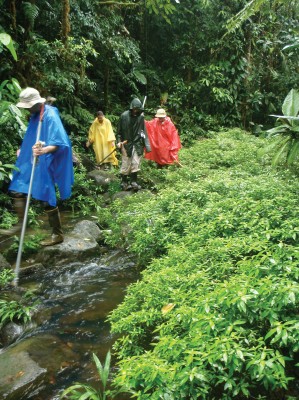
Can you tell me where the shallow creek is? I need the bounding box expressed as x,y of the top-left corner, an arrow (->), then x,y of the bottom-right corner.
1,210 -> 139,400
19,251 -> 138,399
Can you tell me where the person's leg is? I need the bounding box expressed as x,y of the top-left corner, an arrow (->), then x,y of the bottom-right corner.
130,172 -> 141,191
120,174 -> 130,190
40,204 -> 63,246
120,147 -> 131,190
130,149 -> 142,191
0,193 -> 26,236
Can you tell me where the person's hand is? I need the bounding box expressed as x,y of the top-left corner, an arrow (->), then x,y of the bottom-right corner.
32,143 -> 57,156
32,141 -> 45,157
117,140 -> 127,148
86,140 -> 91,148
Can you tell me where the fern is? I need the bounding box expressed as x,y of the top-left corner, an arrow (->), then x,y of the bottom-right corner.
22,2 -> 39,28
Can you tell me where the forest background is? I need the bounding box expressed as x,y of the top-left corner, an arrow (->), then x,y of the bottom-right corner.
0,0 -> 298,164
1,0 -> 299,399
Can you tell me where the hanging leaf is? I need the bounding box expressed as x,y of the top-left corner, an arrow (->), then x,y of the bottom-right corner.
0,33 -> 17,60
282,89 -> 299,118
161,303 -> 175,315
132,70 -> 147,85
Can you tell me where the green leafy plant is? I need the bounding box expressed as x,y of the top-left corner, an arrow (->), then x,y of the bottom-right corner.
0,161 -> 18,189
0,32 -> 17,60
100,130 -> 299,399
2,234 -> 43,262
61,351 -> 113,400
107,180 -> 121,197
0,208 -> 18,229
65,166 -> 105,216
0,296 -> 37,328
266,88 -> 299,165
0,269 -> 15,287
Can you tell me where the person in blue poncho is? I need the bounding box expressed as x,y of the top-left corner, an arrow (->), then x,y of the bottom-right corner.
0,87 -> 74,246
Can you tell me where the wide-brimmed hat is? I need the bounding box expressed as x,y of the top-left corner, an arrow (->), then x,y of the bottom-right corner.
155,108 -> 167,118
16,87 -> 46,108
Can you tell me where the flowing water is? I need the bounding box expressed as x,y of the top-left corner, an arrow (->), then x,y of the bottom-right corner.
16,250 -> 139,399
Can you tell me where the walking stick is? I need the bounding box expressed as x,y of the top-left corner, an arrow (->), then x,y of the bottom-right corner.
13,104 -> 45,287
171,153 -> 183,168
98,140 -> 127,165
142,96 -> 147,109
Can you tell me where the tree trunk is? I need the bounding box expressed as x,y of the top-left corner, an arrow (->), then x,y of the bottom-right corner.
10,0 -> 17,31
61,0 -> 70,45
103,65 -> 110,111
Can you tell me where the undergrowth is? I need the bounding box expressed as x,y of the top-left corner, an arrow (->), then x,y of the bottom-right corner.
99,128 -> 299,399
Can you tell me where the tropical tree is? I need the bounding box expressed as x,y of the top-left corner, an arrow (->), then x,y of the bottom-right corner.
266,88 -> 299,165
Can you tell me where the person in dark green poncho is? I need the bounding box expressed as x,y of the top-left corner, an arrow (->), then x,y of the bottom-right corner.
117,98 -> 151,191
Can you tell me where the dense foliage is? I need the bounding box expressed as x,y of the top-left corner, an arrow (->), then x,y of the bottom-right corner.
0,1 -> 298,209
98,130 -> 299,399
266,89 -> 299,166
0,0 -> 298,172
1,1 -> 299,397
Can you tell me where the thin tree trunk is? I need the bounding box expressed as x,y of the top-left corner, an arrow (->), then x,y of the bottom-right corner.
104,66 -> 110,111
61,0 -> 71,45
10,0 -> 17,31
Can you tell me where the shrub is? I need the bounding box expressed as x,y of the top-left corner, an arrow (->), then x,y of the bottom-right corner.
102,129 -> 299,399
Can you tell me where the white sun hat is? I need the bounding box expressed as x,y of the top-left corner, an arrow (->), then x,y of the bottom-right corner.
16,87 -> 46,108
155,108 -> 167,118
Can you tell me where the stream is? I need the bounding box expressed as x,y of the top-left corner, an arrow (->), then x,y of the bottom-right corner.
25,252 -> 138,399
0,212 -> 139,400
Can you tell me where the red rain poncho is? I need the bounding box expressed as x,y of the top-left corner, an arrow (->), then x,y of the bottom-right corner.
145,117 -> 181,165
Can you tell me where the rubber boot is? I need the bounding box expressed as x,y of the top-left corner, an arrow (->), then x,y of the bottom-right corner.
121,175 -> 130,191
41,207 -> 64,246
0,197 -> 26,236
130,172 -> 141,191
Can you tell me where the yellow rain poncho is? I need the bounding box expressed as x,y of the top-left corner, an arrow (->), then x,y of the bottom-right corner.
88,117 -> 118,166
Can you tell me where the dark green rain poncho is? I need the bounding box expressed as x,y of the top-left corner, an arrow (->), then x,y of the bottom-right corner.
117,98 -> 151,157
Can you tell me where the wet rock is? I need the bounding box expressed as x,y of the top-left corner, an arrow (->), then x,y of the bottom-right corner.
87,169 -> 118,188
35,220 -> 102,267
72,220 -> 103,242
0,322 -> 24,347
19,263 -> 46,277
111,190 -> 135,201
0,334 -> 79,400
0,253 -> 11,271
79,154 -> 96,172
0,350 -> 46,400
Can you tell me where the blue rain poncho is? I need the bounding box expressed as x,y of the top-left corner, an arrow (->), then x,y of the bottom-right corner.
9,105 -> 74,207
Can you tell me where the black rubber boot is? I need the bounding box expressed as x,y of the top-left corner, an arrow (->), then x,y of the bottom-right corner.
121,175 -> 130,191
130,172 -> 141,191
41,207 -> 64,246
0,197 -> 26,236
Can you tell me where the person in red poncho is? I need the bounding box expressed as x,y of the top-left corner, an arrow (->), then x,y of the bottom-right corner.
145,108 -> 181,168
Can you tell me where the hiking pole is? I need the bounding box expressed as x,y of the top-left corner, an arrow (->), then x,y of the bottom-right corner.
171,153 -> 183,168
173,158 -> 183,168
98,140 -> 127,165
13,105 -> 45,287
142,96 -> 147,109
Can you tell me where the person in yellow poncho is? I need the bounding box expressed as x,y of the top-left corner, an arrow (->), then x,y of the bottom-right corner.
86,111 -> 118,169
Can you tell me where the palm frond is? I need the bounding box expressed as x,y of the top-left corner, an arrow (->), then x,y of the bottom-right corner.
282,89 -> 299,117
271,136 -> 292,165
286,139 -> 299,165
22,2 -> 39,27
